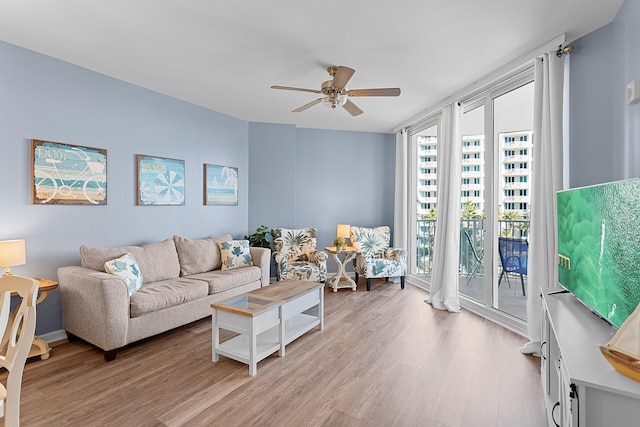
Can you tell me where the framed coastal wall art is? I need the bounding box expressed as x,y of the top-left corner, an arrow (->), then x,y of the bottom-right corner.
203,163 -> 238,206
136,155 -> 185,206
31,139 -> 107,205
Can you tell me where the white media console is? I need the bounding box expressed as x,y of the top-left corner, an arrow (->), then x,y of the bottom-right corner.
541,290 -> 640,426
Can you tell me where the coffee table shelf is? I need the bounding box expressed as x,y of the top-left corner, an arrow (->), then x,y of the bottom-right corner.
216,325 -> 281,365
284,313 -> 320,345
217,312 -> 320,366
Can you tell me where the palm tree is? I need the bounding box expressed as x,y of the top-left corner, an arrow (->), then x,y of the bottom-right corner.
499,209 -> 527,237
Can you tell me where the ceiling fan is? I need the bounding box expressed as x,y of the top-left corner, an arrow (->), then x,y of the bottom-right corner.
271,65 -> 401,117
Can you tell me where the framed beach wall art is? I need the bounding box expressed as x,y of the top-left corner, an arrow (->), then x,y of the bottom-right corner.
204,164 -> 238,206
31,139 -> 107,205
136,155 -> 185,206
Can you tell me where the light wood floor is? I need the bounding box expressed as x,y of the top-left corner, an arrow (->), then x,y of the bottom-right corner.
6,282 -> 546,426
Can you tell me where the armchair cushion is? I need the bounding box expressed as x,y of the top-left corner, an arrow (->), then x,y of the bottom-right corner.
271,227 -> 327,282
351,226 -> 390,258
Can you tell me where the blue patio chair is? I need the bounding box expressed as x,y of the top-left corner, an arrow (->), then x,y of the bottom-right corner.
498,237 -> 528,296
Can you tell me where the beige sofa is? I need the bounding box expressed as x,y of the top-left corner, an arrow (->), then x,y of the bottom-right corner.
57,234 -> 270,361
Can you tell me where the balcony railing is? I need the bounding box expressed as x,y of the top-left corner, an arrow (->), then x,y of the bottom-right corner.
415,218 -> 529,275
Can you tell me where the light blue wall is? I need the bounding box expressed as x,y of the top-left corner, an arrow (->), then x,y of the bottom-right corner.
569,24 -> 615,186
248,122 -> 297,230
1,40 -> 397,336
295,128 -> 396,250
248,125 -> 396,261
612,0 -> 640,180
0,41 -> 250,335
570,0 -> 640,186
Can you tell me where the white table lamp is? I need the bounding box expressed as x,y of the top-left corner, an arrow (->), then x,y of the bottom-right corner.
0,239 -> 26,276
337,224 -> 350,244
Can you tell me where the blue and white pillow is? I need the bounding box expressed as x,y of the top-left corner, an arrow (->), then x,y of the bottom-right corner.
218,240 -> 253,271
104,253 -> 144,296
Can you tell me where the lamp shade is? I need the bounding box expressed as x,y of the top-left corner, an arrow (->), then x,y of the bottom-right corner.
0,239 -> 26,275
337,224 -> 350,239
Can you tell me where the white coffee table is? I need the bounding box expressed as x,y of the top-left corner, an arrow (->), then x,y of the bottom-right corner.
211,280 -> 324,376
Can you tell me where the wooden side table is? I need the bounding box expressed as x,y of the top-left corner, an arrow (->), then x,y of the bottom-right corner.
325,246 -> 359,292
31,278 -> 58,359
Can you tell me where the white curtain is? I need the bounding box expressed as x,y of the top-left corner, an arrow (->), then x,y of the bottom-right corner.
522,52 -> 565,354
394,129 -> 409,250
426,103 -> 462,312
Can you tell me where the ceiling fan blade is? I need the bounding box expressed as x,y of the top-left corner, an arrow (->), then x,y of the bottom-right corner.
332,66 -> 355,90
343,99 -> 363,116
271,85 -> 322,94
292,98 -> 323,113
348,88 -> 401,97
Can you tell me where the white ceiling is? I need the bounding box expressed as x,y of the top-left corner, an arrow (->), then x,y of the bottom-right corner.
0,0 -> 624,133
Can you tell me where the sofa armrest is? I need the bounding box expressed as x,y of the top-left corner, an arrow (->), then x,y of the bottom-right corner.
57,266 -> 130,351
249,247 -> 271,287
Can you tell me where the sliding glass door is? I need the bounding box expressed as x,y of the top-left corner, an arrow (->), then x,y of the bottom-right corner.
410,65 -> 535,327
459,105 -> 485,302
491,80 -> 534,320
414,123 -> 439,281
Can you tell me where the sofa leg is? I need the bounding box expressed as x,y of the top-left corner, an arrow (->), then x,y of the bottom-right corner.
355,273 -> 359,284
66,331 -> 79,342
104,350 -> 117,362
366,278 -> 371,291
400,276 -> 405,289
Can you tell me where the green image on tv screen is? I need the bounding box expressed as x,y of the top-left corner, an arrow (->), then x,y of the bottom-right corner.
557,178 -> 640,328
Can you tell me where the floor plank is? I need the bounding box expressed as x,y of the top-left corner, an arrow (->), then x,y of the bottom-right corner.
2,281 -> 546,427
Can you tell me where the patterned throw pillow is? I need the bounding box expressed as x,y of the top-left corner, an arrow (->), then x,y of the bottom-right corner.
218,240 -> 253,271
104,253 -> 144,296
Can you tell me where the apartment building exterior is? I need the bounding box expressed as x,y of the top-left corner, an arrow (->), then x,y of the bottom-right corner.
416,130 -> 533,218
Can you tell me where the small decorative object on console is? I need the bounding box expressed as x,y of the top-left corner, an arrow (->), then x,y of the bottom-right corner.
600,302 -> 640,382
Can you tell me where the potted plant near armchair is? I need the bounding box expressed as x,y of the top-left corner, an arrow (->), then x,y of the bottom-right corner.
244,225 -> 273,249
245,225 -> 275,280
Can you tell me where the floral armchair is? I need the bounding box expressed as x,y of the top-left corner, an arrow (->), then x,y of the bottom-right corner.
350,226 -> 407,291
271,227 -> 328,282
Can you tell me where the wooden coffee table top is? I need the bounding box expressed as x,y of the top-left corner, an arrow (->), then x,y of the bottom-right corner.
211,280 -> 322,317
251,280 -> 322,301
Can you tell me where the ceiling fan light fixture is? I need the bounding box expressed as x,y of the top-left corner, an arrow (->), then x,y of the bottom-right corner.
336,93 -> 348,107
322,97 -> 336,108
322,93 -> 348,109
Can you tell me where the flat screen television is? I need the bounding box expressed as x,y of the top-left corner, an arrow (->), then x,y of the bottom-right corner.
557,178 -> 640,328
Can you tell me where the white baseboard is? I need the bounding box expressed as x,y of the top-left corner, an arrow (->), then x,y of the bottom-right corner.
40,329 -> 67,344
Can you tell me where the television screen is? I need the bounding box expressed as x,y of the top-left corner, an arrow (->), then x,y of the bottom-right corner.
557,178 -> 640,328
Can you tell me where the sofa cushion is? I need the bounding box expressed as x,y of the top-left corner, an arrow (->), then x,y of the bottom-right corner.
104,253 -> 144,296
129,277 -> 209,318
173,234 -> 231,276
188,266 -> 262,294
218,240 -> 253,270
80,239 -> 180,284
